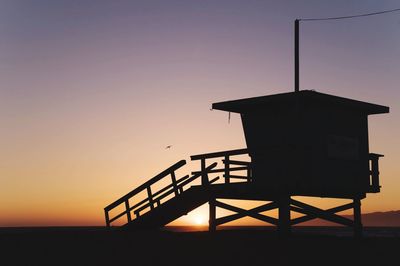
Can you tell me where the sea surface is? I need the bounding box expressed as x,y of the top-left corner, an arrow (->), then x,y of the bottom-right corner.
165,225 -> 400,237
1,225 -> 399,238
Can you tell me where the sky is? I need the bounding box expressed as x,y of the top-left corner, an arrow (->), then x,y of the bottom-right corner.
0,0 -> 399,227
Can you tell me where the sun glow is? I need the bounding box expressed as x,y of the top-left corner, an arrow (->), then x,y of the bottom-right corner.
193,214 -> 206,225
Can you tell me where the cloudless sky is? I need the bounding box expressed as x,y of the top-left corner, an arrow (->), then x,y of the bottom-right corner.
0,0 -> 399,226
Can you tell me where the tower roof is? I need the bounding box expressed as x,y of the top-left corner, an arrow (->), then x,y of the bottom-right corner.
212,90 -> 389,115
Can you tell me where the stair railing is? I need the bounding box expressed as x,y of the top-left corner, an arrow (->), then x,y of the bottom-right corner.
191,148 -> 251,185
104,148 -> 251,227
104,160 -> 219,227
104,160 -> 188,227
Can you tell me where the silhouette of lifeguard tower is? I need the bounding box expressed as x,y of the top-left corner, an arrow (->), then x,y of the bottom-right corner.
104,89 -> 388,237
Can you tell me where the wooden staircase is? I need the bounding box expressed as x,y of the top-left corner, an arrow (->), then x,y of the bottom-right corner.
125,186 -> 211,229
104,149 -> 251,229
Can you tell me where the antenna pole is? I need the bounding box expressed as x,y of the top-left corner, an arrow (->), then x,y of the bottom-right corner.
294,19 -> 300,92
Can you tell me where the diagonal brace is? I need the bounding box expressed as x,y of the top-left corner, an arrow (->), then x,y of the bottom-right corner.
290,199 -> 354,227
215,200 -> 278,226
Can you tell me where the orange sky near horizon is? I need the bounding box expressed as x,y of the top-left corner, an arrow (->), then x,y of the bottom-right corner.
1,0 -> 399,227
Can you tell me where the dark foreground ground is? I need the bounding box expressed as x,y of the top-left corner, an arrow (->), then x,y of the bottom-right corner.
1,226 -> 399,266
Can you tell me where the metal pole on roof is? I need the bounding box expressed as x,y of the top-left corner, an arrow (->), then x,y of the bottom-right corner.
294,19 -> 300,93
294,8 -> 400,93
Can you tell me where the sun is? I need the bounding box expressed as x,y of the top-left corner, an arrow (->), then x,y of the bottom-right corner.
193,214 -> 206,226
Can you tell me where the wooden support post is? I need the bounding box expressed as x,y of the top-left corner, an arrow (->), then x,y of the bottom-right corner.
125,200 -> 132,222
353,198 -> 363,238
278,196 -> 291,237
224,155 -> 230,184
209,198 -> 216,232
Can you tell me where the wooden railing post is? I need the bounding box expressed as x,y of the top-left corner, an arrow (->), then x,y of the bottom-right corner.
171,171 -> 180,196
201,158 -> 209,186
147,186 -> 154,210
224,155 -> 230,184
125,200 -> 132,222
104,209 -> 110,228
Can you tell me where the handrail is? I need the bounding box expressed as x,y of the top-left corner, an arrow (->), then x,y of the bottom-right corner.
191,148 -> 248,160
104,160 -> 186,212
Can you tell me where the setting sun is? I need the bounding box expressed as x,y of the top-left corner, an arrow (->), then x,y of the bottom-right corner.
193,215 -> 206,226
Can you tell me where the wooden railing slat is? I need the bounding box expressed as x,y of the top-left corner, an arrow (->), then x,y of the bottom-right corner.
191,166 -> 249,175
125,200 -> 131,222
227,175 -> 249,180
108,210 -> 129,224
224,155 -> 230,184
222,159 -> 251,166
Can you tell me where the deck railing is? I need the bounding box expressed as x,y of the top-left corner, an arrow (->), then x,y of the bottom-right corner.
369,153 -> 383,193
191,148 -> 251,185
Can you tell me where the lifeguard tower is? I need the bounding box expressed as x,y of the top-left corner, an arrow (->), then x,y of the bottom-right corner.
104,90 -> 388,237
104,19 -> 389,237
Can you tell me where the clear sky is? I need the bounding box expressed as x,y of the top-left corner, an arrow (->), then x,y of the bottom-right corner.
1,0 -> 399,226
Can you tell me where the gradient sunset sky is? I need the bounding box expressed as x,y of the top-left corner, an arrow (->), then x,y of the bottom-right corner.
1,0 -> 399,226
